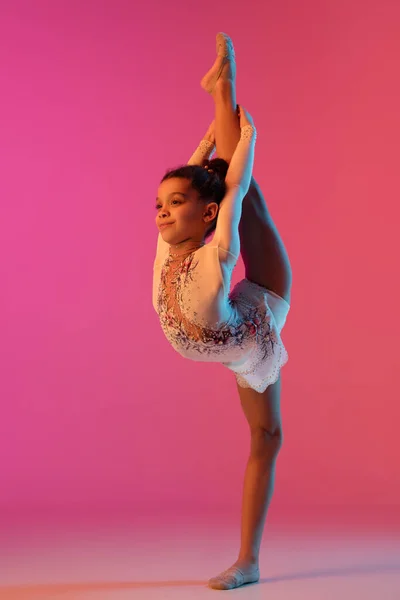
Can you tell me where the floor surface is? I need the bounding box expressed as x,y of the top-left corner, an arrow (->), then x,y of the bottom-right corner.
1,513 -> 399,599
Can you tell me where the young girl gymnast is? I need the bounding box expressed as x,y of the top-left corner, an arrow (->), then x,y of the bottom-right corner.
152,33 -> 292,590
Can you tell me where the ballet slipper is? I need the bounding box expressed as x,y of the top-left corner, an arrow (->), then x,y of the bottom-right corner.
208,564 -> 260,590
200,32 -> 236,94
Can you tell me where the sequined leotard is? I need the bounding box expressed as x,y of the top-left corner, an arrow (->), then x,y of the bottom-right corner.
153,127 -> 290,393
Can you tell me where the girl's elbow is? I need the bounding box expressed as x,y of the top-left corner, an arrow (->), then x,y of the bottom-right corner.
225,180 -> 245,194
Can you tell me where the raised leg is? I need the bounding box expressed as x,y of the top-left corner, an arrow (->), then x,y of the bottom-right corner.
202,32 -> 240,161
213,78 -> 241,162
239,177 -> 292,304
211,79 -> 292,303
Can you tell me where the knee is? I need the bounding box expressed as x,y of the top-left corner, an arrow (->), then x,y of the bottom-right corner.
250,426 -> 283,461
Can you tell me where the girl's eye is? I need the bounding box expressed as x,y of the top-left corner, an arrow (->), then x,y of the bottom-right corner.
155,199 -> 181,210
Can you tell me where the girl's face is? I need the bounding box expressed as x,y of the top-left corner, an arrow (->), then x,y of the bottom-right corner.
155,178 -> 217,245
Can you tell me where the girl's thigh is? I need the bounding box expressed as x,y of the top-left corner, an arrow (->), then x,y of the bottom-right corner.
239,179 -> 292,304
237,376 -> 282,437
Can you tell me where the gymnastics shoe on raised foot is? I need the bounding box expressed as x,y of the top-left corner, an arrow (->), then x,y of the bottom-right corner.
200,32 -> 236,94
208,565 -> 260,590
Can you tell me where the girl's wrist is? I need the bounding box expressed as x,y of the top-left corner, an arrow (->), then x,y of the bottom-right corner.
202,134 -> 215,145
203,121 -> 215,144
240,124 -> 257,137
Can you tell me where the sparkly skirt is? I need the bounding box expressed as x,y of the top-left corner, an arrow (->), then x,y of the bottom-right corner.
223,278 -> 290,393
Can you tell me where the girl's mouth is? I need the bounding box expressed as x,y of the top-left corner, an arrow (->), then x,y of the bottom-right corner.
159,223 -> 174,229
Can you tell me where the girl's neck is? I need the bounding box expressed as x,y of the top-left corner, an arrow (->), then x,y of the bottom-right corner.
169,239 -> 205,258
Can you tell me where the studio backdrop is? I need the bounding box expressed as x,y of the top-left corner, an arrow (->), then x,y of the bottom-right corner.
1,0 -> 399,523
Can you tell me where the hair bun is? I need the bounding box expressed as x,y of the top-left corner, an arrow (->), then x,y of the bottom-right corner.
203,158 -> 229,181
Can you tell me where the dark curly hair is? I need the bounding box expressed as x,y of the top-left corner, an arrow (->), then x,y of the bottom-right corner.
160,157 -> 229,238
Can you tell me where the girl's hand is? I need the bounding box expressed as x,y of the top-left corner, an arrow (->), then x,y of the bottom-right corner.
237,105 -> 255,129
204,120 -> 216,144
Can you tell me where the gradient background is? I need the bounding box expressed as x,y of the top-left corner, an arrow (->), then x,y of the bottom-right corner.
1,0 -> 399,530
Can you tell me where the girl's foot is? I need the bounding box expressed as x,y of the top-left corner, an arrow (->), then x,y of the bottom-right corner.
200,32 -> 236,94
208,559 -> 260,590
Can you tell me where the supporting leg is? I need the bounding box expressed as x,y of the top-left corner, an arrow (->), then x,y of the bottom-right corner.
208,378 -> 282,590
237,378 -> 283,563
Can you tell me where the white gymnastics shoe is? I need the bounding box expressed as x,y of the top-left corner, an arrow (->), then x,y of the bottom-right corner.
200,32 -> 236,94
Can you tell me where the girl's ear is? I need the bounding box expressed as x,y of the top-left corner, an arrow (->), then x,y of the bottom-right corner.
203,202 -> 219,222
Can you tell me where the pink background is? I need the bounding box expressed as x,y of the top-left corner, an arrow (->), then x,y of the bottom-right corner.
1,0 -> 399,524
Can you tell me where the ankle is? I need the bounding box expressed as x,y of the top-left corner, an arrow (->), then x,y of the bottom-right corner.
214,77 -> 236,94
237,554 -> 259,567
